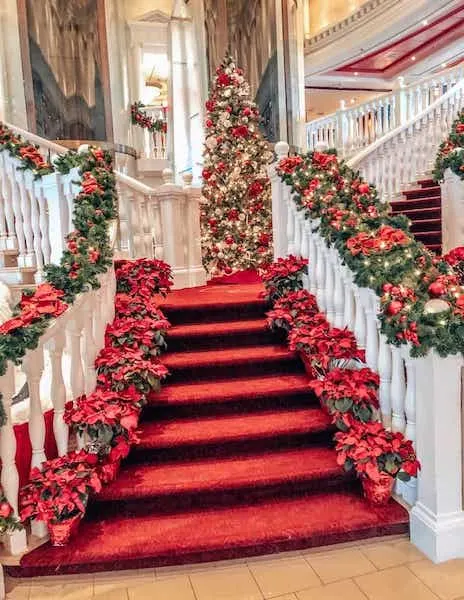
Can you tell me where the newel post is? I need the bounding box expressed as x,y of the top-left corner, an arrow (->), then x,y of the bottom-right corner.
157,168 -> 189,289
269,141 -> 290,259
182,173 -> 206,288
410,351 -> 464,562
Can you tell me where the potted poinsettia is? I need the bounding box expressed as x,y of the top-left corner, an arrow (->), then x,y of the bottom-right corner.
309,368 -> 379,429
260,255 -> 308,303
335,421 -> 420,505
115,258 -> 173,298
19,450 -> 101,545
105,315 -> 170,357
266,289 -> 319,332
95,346 -> 169,396
288,317 -> 365,377
114,293 -> 168,321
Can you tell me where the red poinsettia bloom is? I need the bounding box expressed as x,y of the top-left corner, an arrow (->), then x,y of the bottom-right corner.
81,171 -> 103,195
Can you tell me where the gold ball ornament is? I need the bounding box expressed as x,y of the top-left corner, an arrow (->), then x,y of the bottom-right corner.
424,299 -> 451,314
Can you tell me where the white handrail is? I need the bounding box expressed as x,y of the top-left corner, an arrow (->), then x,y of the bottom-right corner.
306,63 -> 464,159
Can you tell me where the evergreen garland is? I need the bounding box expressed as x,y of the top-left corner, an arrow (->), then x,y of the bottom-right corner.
434,109 -> 464,181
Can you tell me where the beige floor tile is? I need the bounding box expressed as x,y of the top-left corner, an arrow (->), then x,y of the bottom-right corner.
93,568 -> 155,591
305,549 -> 376,584
296,579 -> 368,600
409,559 -> 464,599
360,541 -> 427,570
272,595 -> 298,600
5,582 -> 30,600
29,582 -> 94,600
190,564 -> 263,600
249,556 -> 321,598
355,565 -> 438,600
127,575 -> 196,600
93,587 -> 128,600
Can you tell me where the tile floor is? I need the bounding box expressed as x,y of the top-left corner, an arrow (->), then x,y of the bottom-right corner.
5,535 -> 464,600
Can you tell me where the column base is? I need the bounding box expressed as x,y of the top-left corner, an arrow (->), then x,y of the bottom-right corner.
4,528 -> 27,555
172,268 -> 191,290
189,266 -> 206,288
411,502 -> 464,562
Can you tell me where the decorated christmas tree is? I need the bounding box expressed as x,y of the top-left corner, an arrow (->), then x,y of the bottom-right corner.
200,55 -> 273,278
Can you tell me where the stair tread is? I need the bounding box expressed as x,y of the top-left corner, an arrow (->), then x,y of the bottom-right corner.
403,186 -> 441,194
391,196 -> 441,206
161,283 -> 265,312
151,373 -> 312,406
138,407 -> 331,449
17,491 -> 408,574
391,206 -> 441,216
168,318 -> 268,339
409,218 -> 441,225
163,345 -> 297,370
97,447 -> 345,501
414,231 -> 441,236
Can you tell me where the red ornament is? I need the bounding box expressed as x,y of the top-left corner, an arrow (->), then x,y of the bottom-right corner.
0,502 -> 12,518
428,281 -> 446,297
205,119 -> 213,128
358,183 -> 370,195
387,301 -> 404,316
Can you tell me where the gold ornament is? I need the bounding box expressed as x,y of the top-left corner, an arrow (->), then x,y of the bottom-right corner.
424,299 -> 451,314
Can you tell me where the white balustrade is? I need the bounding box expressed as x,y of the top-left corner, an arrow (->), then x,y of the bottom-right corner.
349,80 -> 464,202
269,143 -> 464,562
133,106 -> 167,161
306,63 -> 464,162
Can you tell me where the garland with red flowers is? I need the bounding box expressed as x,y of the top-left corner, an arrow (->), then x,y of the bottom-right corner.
434,109 -> 464,182
0,122 -> 54,179
0,125 -> 118,425
130,102 -> 167,134
20,258 -> 173,536
262,258 -> 420,498
276,150 -> 464,358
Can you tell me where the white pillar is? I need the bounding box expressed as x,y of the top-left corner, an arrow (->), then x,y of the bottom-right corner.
157,169 -> 189,288
182,173 -> 207,287
269,141 -> 290,259
411,352 -> 464,562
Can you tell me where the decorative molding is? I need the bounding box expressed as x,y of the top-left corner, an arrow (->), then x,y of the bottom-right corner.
304,0 -> 402,54
135,10 -> 170,24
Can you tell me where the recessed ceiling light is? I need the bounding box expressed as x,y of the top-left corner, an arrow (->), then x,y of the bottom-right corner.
354,71 -> 359,76
350,98 -> 355,104
442,62 -> 448,68
411,56 -> 416,61
422,19 -> 428,25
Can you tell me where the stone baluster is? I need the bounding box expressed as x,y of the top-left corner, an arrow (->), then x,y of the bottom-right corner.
82,293 -> 97,394
308,224 -> 317,295
23,346 -> 48,538
270,142 -> 290,259
390,346 -> 406,433
67,309 -> 85,402
342,266 -> 355,330
150,194 -> 164,260
18,171 -> 35,268
47,331 -> 69,456
0,364 -> 27,554
0,171 -> 8,251
353,285 -> 366,349
363,289 -> 379,372
9,168 -> 27,267
116,183 -> 134,258
301,221 -> 310,290
30,182 -> 44,282
37,185 -> 51,270
315,235 -> 326,312
332,250 -> 344,328
293,205 -> 302,259
324,244 -> 335,324
287,195 -> 296,255
378,333 -> 392,428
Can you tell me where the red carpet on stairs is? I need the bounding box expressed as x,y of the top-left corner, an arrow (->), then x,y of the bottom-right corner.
11,282 -> 408,577
390,178 -> 442,253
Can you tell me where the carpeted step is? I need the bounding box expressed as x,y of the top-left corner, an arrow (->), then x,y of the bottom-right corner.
166,318 -> 275,351
417,178 -> 436,188
94,447 -> 353,512
12,490 -> 409,576
391,206 -> 441,220
409,218 -> 442,233
146,373 -> 314,418
390,196 -> 441,212
162,345 -> 303,382
403,186 -> 441,199
413,230 -> 442,245
161,283 -> 266,325
133,407 -> 333,461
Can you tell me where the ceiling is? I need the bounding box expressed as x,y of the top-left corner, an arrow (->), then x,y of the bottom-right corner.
333,4 -> 464,78
305,88 -> 385,120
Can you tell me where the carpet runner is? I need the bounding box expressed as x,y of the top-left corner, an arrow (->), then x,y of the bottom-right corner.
390,178 -> 442,253
11,283 -> 408,576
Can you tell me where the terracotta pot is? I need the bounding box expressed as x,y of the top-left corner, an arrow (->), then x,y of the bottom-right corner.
48,513 -> 82,546
361,475 -> 394,506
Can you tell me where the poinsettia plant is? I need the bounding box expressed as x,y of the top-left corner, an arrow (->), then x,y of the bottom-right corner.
115,258 -> 173,298
105,315 -> 170,357
19,450 -> 102,524
96,347 -> 169,395
442,246 -> 464,285
288,317 -> 365,376
335,421 -> 420,483
309,368 -> 379,429
114,293 -> 167,321
64,388 -> 142,449
260,255 -> 308,302
266,290 -> 319,332
0,487 -> 23,534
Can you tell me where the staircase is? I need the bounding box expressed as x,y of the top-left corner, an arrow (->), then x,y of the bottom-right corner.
9,282 -> 408,576
390,179 -> 442,253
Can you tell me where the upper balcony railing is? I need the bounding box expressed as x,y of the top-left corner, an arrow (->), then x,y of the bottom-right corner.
131,106 -> 168,162
306,63 -> 464,159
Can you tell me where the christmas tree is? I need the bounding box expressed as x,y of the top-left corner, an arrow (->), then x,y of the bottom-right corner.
200,55 -> 273,278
